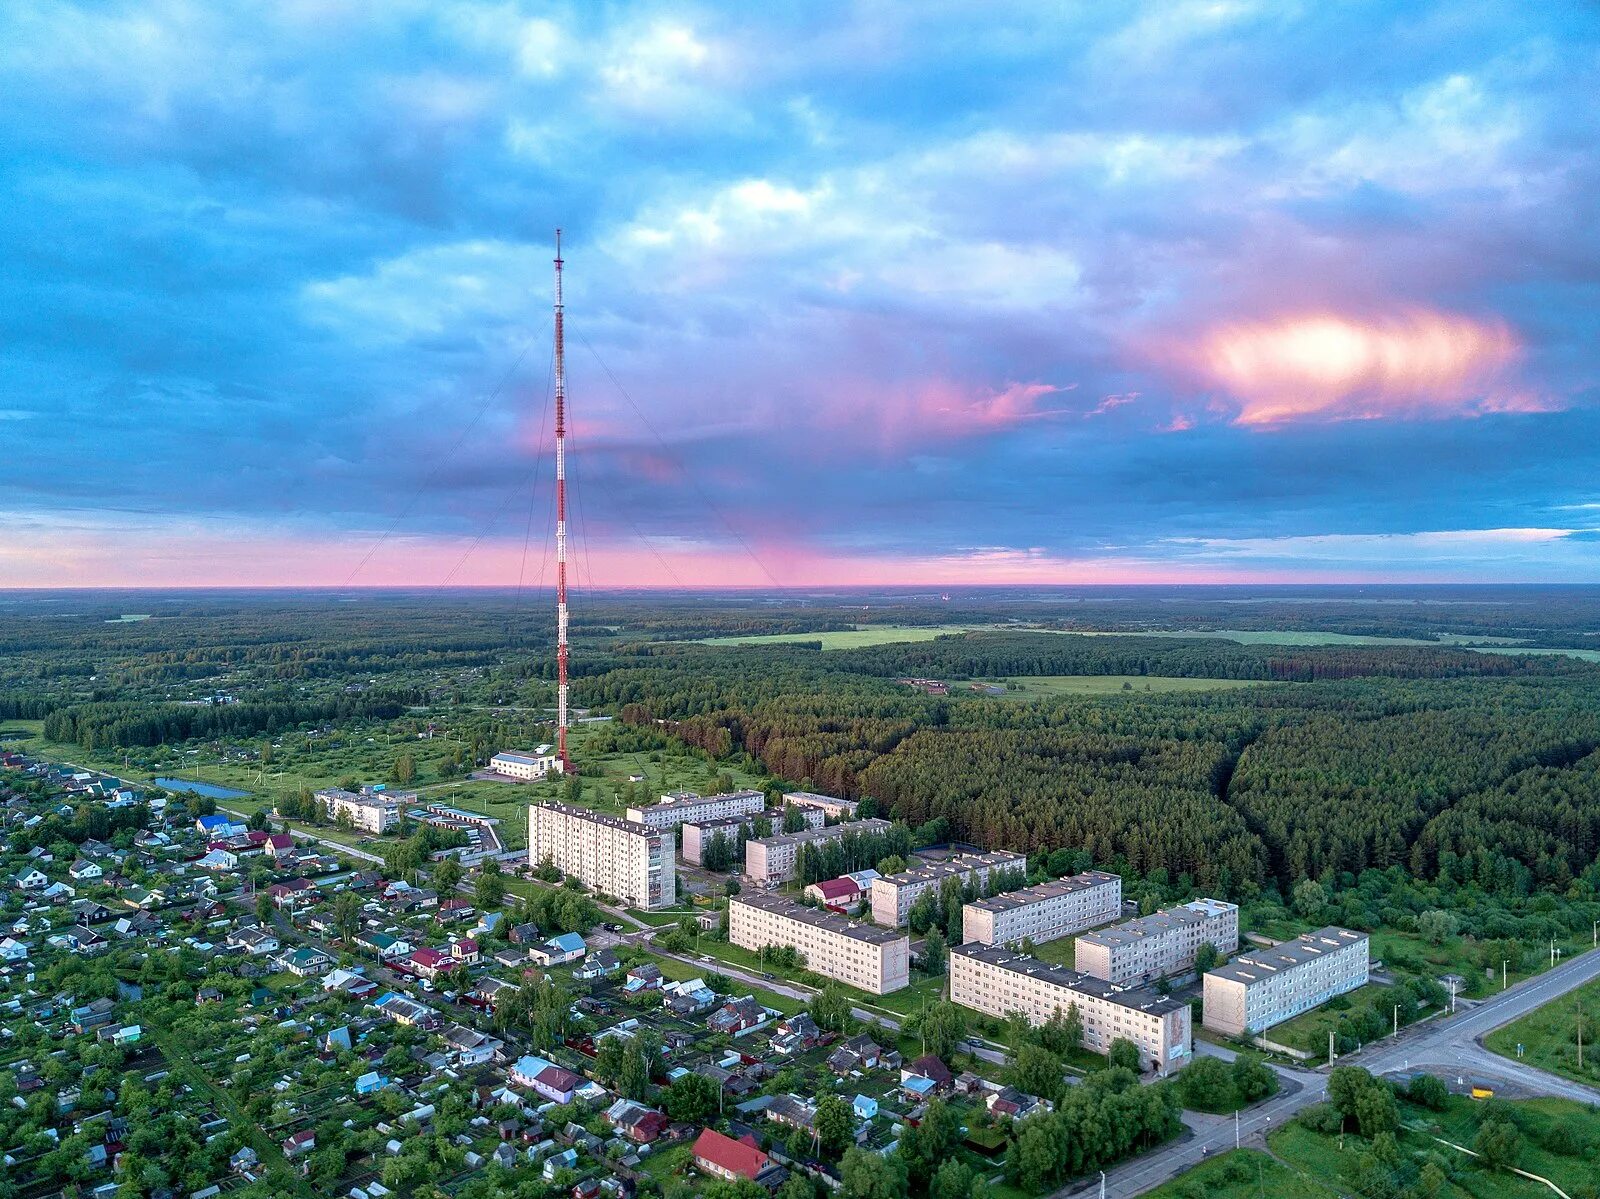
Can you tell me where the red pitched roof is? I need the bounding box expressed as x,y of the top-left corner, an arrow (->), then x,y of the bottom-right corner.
812,878 -> 859,901
691,1128 -> 769,1180
409,948 -> 448,969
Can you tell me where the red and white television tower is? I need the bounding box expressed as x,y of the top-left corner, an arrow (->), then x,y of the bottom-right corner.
553,229 -> 571,772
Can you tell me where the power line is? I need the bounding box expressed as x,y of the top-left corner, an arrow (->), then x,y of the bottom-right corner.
344,329 -> 544,586
575,328 -> 781,588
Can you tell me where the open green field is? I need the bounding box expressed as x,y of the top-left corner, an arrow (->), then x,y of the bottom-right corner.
688,934 -> 947,1020
1143,1149 -> 1334,1199
1485,974 -> 1600,1086
1267,982 -> 1402,1054
995,675 -> 1266,697
10,717 -> 772,853
699,623 -> 1001,648
1267,1093 -> 1600,1199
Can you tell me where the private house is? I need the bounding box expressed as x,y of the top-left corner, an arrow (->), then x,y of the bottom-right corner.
373,991 -> 439,1029
267,878 -> 317,908
357,932 -> 414,960
67,860 -> 103,883
11,867 -> 47,891
624,963 -> 663,993
450,937 -> 480,967
528,932 -> 586,967
228,927 -> 280,956
707,996 -> 767,1036
691,1128 -> 771,1184
281,946 -> 333,977
510,1055 -> 582,1104
574,947 -> 620,980
606,1098 -> 671,1143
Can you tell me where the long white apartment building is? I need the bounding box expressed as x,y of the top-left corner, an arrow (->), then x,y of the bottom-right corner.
782,791 -> 859,821
527,803 -> 675,909
315,786 -> 412,834
1202,926 -> 1369,1037
871,851 -> 1028,928
729,892 -> 910,995
962,870 -> 1123,946
681,808 -> 823,867
951,942 -> 1192,1072
489,747 -> 562,780
744,818 -> 893,885
626,789 -> 766,832
1075,898 -> 1239,986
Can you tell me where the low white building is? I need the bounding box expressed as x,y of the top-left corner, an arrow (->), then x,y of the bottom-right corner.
314,786 -> 411,834
489,748 -> 562,780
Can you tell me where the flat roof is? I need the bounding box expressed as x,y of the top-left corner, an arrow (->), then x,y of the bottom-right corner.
877,850 -> 1027,891
649,789 -> 763,808
1077,898 -> 1236,949
952,942 -> 1187,1015
783,791 -> 858,809
733,892 -> 908,947
491,750 -> 555,764
314,787 -> 405,807
1206,926 -> 1368,985
684,814 -> 761,832
966,870 -> 1120,914
532,802 -> 660,839
751,817 -> 892,849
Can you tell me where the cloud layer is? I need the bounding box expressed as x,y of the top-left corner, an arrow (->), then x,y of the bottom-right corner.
1,1 -> 1598,585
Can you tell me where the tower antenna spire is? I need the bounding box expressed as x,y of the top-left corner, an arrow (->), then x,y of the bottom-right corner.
554,228 -> 571,773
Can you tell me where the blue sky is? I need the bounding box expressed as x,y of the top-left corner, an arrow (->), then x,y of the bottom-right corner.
1,1 -> 1597,586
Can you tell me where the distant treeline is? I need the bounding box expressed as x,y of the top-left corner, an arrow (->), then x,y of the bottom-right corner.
43,694 -> 413,750
829,630 -> 1596,682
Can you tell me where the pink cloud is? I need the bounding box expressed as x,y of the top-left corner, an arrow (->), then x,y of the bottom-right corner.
1191,308 -> 1526,425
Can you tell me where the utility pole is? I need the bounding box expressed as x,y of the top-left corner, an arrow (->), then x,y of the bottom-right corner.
1393,1004 -> 1399,1038
552,229 -> 571,775
1502,959 -> 1509,990
1235,1109 -> 1240,1150
1449,978 -> 1457,1014
1329,1030 -> 1335,1064
1098,1170 -> 1106,1199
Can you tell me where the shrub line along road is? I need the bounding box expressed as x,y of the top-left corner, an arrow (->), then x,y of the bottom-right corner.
1075,944 -> 1600,1198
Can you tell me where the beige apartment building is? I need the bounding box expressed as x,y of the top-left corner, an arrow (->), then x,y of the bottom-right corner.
729,892 -> 910,995
1075,898 -> 1239,986
871,851 -> 1028,927
950,942 -> 1192,1072
527,803 -> 675,909
782,791 -> 859,821
1202,926 -> 1370,1037
681,809 -> 823,867
744,818 -> 893,885
962,870 -> 1123,946
315,786 -> 411,834
626,789 -> 766,832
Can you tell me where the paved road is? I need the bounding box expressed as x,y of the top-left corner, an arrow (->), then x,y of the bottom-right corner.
1073,945 -> 1600,1198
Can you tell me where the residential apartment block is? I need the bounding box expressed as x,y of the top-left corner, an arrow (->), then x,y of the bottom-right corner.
680,808 -> 824,866
729,892 -> 910,995
962,870 -> 1123,946
488,748 -> 561,780
1075,898 -> 1239,986
870,850 -> 1028,928
625,789 -> 766,832
743,818 -> 893,885
1202,926 -> 1370,1037
782,791 -> 859,821
527,803 -> 675,909
314,786 -> 412,834
950,942 -> 1192,1072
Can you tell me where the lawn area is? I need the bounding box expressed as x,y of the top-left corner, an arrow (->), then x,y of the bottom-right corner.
995,675 -> 1267,697
698,623 -> 1000,648
634,949 -> 803,1015
1415,1094 -> 1600,1194
1032,936 -> 1076,968
687,934 -> 947,1020
1267,982 -> 1401,1055
1143,1149 -> 1335,1199
1268,1112 -> 1557,1199
1485,974 -> 1600,1086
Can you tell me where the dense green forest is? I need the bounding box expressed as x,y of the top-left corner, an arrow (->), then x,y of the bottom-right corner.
5,588 -> 1600,904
